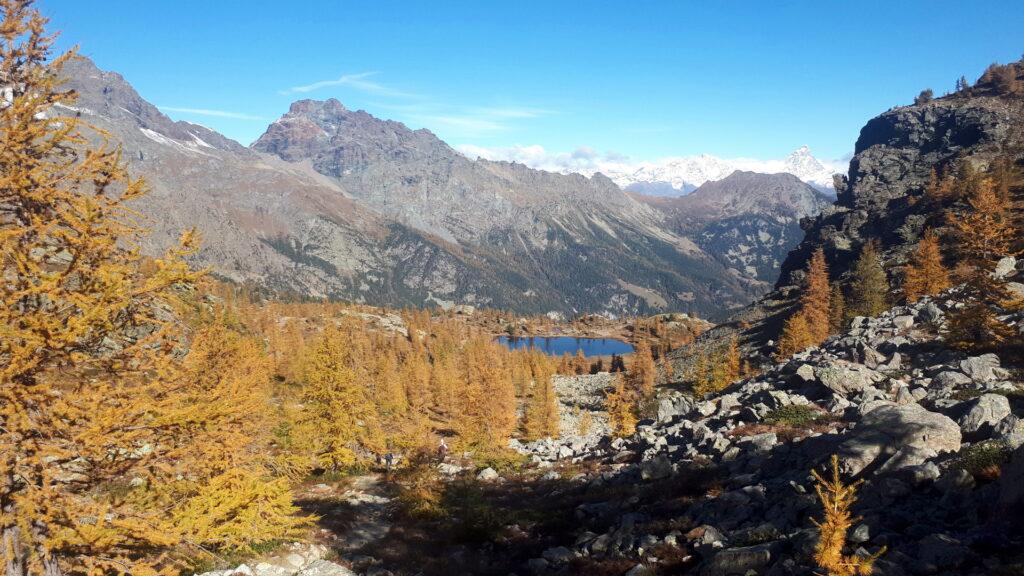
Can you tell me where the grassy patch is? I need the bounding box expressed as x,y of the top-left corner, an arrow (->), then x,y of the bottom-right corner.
764,404 -> 833,427
957,441 -> 1011,481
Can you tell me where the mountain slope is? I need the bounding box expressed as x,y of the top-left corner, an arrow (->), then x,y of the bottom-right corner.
633,171 -> 832,286
63,58 -> 764,318
252,98 -> 764,317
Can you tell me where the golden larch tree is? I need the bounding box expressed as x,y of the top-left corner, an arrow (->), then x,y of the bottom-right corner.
800,248 -> 831,343
0,1 -> 236,572
295,326 -> 383,470
812,455 -> 885,575
902,230 -> 951,303
776,312 -> 814,360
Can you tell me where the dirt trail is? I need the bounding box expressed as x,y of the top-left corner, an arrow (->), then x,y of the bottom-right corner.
296,473 -> 395,552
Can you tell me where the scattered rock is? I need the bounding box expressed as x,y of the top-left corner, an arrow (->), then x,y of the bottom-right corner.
476,467 -> 500,481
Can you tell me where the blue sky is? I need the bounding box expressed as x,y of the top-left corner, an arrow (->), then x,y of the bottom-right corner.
42,0 -> 1024,164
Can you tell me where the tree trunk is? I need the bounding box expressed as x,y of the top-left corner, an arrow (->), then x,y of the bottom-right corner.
41,555 -> 62,576
3,525 -> 25,576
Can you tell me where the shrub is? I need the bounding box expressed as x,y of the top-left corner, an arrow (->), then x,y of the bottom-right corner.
396,464 -> 446,520
765,404 -> 829,427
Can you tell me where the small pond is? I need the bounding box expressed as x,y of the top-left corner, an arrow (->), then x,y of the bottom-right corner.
496,336 -> 634,357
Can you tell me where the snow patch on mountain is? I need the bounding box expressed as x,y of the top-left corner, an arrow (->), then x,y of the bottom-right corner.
457,144 -> 847,195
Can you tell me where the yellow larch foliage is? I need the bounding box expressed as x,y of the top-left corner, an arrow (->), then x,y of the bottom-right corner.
628,340 -> 657,402
800,248 -> 832,344
902,230 -> 951,303
294,325 -> 384,470
522,350 -> 561,440
0,2 -> 255,572
775,311 -> 814,360
812,455 -> 885,576
605,374 -> 639,437
572,348 -> 589,375
711,336 -> 741,389
776,248 -> 832,359
950,176 -> 1017,268
453,336 -> 518,450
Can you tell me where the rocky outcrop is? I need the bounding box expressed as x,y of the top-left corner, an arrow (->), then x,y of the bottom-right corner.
779,95 -> 1024,285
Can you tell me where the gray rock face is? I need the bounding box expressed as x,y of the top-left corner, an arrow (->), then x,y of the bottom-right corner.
840,402 -> 961,476
959,354 -> 1003,381
639,171 -> 832,287
702,544 -> 773,575
476,467 -> 499,481
957,394 -> 1011,436
815,361 -> 883,396
994,256 -> 1017,278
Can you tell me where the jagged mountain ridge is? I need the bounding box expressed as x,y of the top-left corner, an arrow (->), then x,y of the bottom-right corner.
632,171 -> 833,285
60,57 -> 834,319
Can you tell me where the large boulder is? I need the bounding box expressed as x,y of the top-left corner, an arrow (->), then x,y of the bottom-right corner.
657,392 -> 695,422
957,393 -> 1011,437
838,402 -> 961,476
814,361 -> 884,396
702,544 -> 774,575
959,354 -> 1003,381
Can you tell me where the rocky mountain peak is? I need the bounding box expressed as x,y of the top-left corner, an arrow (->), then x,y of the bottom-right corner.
287,97 -> 349,116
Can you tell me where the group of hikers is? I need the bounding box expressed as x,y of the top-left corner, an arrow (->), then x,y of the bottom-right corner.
380,437 -> 449,475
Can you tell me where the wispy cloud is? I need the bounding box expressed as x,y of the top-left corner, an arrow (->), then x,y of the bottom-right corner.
159,106 -> 264,121
281,72 -> 419,98
371,103 -> 554,136
469,106 -> 554,119
282,73 -> 551,137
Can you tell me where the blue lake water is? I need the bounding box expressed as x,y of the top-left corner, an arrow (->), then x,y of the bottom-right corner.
496,336 -> 635,357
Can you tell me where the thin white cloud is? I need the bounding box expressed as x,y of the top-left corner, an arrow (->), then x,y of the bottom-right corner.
159,106 -> 264,121
372,103 -> 554,137
282,72 -> 419,98
470,106 -> 554,119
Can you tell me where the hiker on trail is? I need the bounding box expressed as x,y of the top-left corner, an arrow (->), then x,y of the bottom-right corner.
436,438 -> 449,462
383,452 -> 395,473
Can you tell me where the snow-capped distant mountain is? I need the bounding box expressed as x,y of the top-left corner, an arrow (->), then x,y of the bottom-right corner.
612,146 -> 842,196
457,144 -> 846,197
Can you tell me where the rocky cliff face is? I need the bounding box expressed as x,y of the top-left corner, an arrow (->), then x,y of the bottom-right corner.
778,95 -> 1024,286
